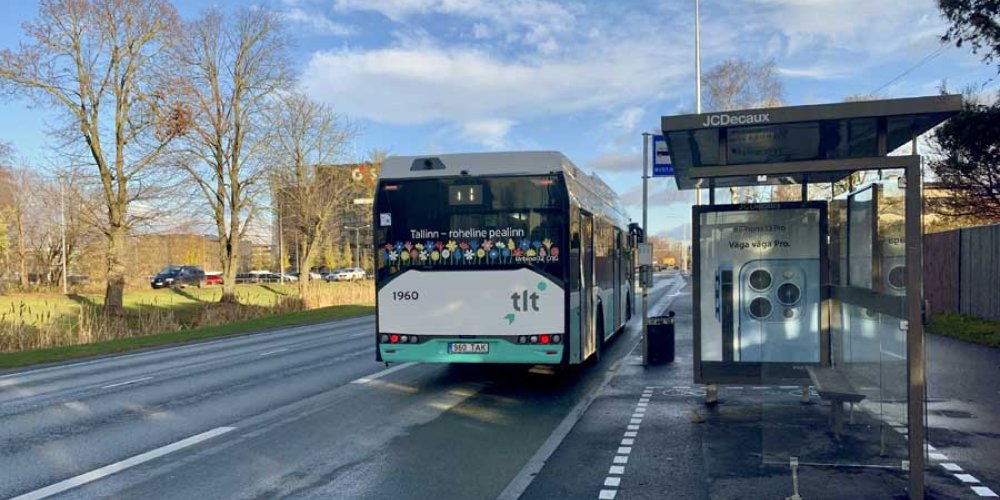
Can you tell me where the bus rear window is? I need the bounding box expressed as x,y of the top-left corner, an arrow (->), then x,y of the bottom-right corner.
375,176 -> 566,281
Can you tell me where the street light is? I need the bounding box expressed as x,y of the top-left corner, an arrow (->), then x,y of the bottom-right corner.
344,225 -> 371,269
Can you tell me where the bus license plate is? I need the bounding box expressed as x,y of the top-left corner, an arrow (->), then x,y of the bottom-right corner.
449,342 -> 489,354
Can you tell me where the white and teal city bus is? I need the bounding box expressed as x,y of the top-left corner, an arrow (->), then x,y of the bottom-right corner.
373,151 -> 634,365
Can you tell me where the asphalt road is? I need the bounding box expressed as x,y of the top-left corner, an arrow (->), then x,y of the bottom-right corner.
0,273 -> 686,500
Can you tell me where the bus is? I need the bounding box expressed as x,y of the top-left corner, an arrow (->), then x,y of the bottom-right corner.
373,151 -> 635,365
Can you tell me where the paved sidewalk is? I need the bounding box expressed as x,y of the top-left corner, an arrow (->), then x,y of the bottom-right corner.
523,283 -> 980,499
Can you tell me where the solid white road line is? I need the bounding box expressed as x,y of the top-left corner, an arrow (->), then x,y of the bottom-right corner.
496,345 -> 634,500
101,376 -> 153,389
351,362 -> 417,384
11,426 -> 236,500
258,348 -> 289,356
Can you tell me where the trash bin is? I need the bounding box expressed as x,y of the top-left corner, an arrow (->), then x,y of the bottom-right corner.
647,312 -> 676,364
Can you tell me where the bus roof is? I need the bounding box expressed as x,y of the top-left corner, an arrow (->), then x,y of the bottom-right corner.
380,151 -> 631,227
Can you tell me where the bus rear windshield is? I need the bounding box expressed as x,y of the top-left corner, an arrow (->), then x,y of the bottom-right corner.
375,176 -> 566,281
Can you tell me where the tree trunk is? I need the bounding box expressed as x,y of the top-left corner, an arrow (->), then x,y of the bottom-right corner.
297,238 -> 317,303
104,224 -> 127,314
220,236 -> 239,304
16,212 -> 26,289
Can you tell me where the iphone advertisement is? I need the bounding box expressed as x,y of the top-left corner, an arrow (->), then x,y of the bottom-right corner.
696,203 -> 826,368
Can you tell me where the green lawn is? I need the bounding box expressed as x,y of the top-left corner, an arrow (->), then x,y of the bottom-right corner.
0,283 -> 313,326
928,312 -> 1000,348
0,304 -> 374,369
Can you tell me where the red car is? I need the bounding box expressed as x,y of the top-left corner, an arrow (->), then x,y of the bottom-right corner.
205,273 -> 223,286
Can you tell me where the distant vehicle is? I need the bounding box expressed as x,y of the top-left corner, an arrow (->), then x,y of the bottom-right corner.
374,151 -> 634,366
151,265 -> 205,289
234,271 -> 298,284
329,267 -> 366,281
205,273 -> 223,286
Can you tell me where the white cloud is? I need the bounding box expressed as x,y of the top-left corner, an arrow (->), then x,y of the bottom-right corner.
586,151 -> 641,173
301,39 -> 689,126
282,6 -> 355,36
333,0 -> 575,50
777,65 -> 851,80
459,118 -> 516,150
737,0 -> 946,57
609,106 -> 644,133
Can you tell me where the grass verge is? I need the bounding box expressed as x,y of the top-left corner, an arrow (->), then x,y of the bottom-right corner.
0,304 -> 374,370
927,312 -> 1000,348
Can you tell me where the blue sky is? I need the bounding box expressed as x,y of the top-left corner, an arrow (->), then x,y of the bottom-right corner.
0,0 -> 996,238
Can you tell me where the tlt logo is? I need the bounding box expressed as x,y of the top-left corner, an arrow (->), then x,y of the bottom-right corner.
504,281 -> 548,325
510,290 -> 540,312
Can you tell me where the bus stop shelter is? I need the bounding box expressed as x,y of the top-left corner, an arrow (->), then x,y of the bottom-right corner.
659,94 -> 961,499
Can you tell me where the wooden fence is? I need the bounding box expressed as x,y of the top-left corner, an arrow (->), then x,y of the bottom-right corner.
924,224 -> 1000,322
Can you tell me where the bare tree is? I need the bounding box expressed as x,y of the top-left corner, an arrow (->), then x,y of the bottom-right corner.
176,8 -> 292,303
702,58 -> 785,203
0,0 -> 186,312
703,58 -> 784,113
269,93 -> 355,301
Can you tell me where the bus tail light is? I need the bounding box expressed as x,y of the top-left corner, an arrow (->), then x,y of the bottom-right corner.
381,334 -> 389,343
409,335 -> 419,343
389,334 -> 399,344
523,334 -> 561,345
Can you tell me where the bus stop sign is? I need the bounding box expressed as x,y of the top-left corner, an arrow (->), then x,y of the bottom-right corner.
652,135 -> 673,176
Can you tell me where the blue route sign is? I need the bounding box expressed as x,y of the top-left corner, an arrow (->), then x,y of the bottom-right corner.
652,135 -> 674,176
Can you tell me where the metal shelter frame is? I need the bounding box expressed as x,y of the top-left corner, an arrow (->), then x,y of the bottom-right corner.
659,94 -> 962,499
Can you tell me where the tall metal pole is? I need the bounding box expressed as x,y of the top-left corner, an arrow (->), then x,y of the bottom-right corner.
60,178 -> 67,294
694,0 -> 703,207
642,132 -> 650,365
355,228 -> 360,269
277,202 -> 284,283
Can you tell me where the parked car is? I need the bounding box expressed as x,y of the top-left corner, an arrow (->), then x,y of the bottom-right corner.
151,265 -> 205,289
328,267 -> 366,281
205,273 -> 223,286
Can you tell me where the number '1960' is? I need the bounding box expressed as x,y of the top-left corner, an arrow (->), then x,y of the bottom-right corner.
392,291 -> 419,301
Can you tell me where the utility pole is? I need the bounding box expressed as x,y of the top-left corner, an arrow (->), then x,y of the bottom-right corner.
277,201 -> 285,283
694,0 -> 703,207
345,225 -> 371,269
642,132 -> 650,366
60,177 -> 67,294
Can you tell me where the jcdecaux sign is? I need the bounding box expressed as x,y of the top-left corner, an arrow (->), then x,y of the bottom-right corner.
701,112 -> 770,127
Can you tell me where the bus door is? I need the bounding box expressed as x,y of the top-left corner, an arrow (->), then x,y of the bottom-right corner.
581,212 -> 596,355
612,228 -> 621,330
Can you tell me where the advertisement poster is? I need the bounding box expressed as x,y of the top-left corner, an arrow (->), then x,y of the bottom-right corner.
697,204 -> 825,366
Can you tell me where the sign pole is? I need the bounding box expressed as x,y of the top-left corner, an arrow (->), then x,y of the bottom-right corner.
642,132 -> 650,366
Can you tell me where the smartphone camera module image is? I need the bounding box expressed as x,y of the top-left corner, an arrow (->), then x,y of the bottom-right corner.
882,255 -> 906,296
737,259 -> 820,362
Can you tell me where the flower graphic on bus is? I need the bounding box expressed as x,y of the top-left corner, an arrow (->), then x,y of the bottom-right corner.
377,235 -> 561,271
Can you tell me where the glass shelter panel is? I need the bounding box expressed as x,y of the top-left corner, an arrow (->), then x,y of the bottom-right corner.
760,172 -> 910,470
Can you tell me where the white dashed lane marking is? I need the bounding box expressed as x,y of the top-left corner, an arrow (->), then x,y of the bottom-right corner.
598,386 -> 656,498
972,486 -> 999,497
101,376 -> 153,389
